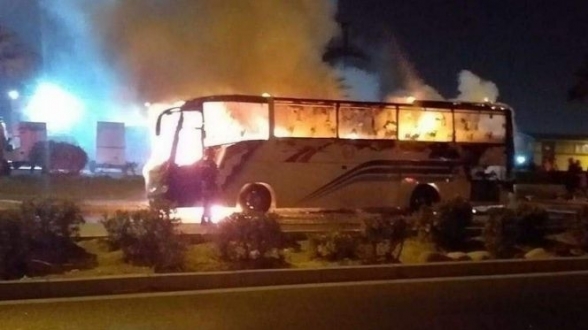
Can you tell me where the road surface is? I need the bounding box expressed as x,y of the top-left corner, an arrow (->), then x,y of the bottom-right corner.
1,271 -> 587,329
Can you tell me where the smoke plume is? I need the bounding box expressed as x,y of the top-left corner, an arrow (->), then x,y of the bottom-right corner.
456,70 -> 499,102
94,0 -> 342,103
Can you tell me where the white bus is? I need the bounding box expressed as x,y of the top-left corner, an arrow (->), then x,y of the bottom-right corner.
146,95 -> 515,213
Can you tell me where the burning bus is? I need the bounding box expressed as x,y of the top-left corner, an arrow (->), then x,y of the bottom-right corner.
145,95 -> 514,215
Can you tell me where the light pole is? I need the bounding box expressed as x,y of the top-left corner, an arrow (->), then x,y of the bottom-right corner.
6,89 -> 19,130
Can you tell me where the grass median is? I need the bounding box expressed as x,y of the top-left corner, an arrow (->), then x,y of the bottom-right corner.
0,175 -> 146,202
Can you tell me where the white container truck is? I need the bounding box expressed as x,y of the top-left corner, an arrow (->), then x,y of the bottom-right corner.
90,121 -> 137,175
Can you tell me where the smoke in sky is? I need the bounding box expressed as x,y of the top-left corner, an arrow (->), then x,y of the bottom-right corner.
456,70 -> 499,102
34,0 -> 342,161
384,68 -> 499,103
94,0 -> 342,103
335,65 -> 380,101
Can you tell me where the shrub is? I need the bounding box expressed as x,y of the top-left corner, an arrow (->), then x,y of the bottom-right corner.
20,198 -> 89,270
411,205 -> 436,243
433,197 -> 473,251
308,231 -> 359,261
514,203 -> 548,246
101,205 -> 186,272
101,210 -> 133,251
483,203 -> 548,258
216,212 -> 287,268
360,215 -> 408,263
411,198 -> 473,251
29,140 -> 88,174
483,208 -> 518,258
20,198 -> 85,242
0,210 -> 29,280
571,206 -> 588,251
0,199 -> 92,279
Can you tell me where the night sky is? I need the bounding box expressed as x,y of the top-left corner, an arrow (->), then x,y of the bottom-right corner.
1,0 -> 588,135
338,0 -> 588,135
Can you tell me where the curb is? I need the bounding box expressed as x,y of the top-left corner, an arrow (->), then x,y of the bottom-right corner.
2,257 -> 588,301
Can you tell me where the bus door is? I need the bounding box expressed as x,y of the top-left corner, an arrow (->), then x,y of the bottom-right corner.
161,108 -> 206,207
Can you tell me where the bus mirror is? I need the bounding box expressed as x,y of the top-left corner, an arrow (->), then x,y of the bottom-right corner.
155,108 -> 177,136
155,117 -> 162,136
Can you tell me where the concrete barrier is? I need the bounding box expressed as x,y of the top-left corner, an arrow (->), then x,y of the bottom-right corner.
2,257 -> 588,301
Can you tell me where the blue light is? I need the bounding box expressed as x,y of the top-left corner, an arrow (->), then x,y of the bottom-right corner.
7,90 -> 19,100
515,155 -> 527,165
24,83 -> 85,133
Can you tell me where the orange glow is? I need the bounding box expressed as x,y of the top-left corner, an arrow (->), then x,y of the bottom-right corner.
417,112 -> 438,134
142,102 -> 203,187
174,205 -> 236,224
273,126 -> 290,137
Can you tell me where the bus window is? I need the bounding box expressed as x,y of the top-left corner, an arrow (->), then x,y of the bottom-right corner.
273,102 -> 336,138
398,107 -> 453,142
339,105 -> 397,140
454,110 -> 506,143
203,101 -> 269,146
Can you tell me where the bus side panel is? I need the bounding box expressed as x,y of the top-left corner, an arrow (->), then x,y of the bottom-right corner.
215,139 -> 463,210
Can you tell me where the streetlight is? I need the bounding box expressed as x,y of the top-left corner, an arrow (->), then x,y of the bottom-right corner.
7,90 -> 19,100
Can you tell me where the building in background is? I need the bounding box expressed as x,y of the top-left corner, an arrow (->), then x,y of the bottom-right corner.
528,133 -> 588,171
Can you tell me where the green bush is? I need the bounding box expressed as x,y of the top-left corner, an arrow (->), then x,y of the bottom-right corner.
410,198 -> 473,251
360,215 -> 408,263
483,203 -> 548,258
101,205 -> 186,272
433,197 -> 473,251
483,208 -> 518,258
29,141 -> 88,174
216,212 -> 287,268
20,198 -> 85,242
411,205 -> 436,243
20,199 -> 89,269
570,206 -> 588,251
0,210 -> 29,279
308,231 -> 359,261
0,199 -> 91,279
514,203 -> 548,246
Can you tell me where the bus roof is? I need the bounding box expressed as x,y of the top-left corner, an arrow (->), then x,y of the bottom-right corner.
181,94 -> 513,112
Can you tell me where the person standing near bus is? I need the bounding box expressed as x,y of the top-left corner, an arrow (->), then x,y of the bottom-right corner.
200,148 -> 218,225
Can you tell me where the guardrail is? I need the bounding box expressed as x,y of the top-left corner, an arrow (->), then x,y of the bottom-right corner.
2,257 -> 588,301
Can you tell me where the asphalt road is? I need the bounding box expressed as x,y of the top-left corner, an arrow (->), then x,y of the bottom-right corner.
2,271 -> 588,330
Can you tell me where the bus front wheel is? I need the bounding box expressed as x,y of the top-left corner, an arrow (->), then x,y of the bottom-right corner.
239,184 -> 272,213
409,184 -> 440,212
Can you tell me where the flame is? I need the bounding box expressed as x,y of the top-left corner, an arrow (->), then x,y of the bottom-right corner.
174,205 -> 236,224
142,102 -> 203,186
417,112 -> 438,134
273,126 -> 290,137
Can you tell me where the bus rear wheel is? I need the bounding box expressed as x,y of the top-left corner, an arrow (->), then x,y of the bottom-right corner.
239,184 -> 272,213
409,184 -> 440,212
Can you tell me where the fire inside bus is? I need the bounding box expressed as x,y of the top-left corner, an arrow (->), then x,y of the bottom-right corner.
146,95 -> 514,216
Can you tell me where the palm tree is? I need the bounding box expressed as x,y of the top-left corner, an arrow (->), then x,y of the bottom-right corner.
0,26 -> 37,83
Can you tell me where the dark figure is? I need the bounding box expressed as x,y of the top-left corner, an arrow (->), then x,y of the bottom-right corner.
200,148 -> 218,225
565,158 -> 581,199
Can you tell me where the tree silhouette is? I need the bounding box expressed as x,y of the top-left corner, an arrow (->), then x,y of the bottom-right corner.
569,55 -> 588,103
0,25 -> 38,91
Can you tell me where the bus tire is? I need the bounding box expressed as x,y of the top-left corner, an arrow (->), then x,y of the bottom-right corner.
409,184 -> 440,212
239,184 -> 272,213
